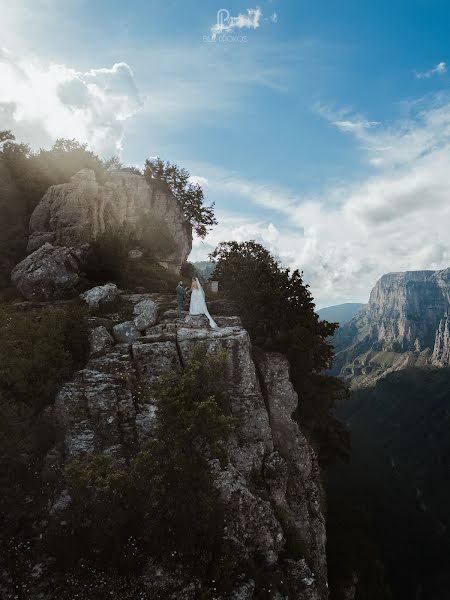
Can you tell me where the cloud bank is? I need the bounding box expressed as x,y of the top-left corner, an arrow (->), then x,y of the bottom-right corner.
195,96 -> 450,307
0,48 -> 142,155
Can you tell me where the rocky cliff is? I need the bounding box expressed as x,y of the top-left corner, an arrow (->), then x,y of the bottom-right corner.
30,290 -> 328,599
27,168 -> 192,274
332,268 -> 450,386
432,312 -> 450,367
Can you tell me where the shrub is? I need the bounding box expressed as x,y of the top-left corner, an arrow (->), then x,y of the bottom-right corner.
48,347 -> 235,588
0,302 -> 89,409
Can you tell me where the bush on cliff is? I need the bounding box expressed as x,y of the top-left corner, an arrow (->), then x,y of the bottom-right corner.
0,301 -> 89,579
210,240 -> 350,463
48,347 -> 235,591
0,302 -> 89,409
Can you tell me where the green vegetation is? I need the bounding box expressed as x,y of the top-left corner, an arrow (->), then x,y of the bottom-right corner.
328,367 -> 450,600
0,131 -> 216,293
0,301 -> 89,583
0,302 -> 89,409
46,347 -> 235,594
210,240 -> 350,463
0,132 -> 107,288
144,157 -> 217,238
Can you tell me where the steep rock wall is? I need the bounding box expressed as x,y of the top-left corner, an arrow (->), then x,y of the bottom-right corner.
45,293 -> 328,599
333,268 -> 450,385
27,168 -> 192,274
432,313 -> 450,367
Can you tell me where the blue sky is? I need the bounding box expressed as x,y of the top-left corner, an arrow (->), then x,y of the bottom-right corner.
2,0 -> 450,307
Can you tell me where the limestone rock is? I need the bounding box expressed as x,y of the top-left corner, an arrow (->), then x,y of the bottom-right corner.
432,313 -> 450,366
89,326 -> 114,357
80,283 -> 119,310
333,267 -> 450,385
132,340 -> 181,384
11,243 -> 84,300
45,304 -> 327,598
182,314 -> 210,328
231,581 -> 256,600
27,168 -> 192,274
133,298 -> 158,331
112,320 -> 140,344
256,352 -> 327,595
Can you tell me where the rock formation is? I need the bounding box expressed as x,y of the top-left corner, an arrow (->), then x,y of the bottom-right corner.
27,168 -> 192,274
432,312 -> 450,366
332,268 -> 450,386
80,282 -> 119,310
43,291 -> 328,599
10,243 -> 86,301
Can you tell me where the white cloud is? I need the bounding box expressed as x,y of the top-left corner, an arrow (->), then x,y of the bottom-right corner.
194,97 -> 450,307
211,7 -> 263,39
416,61 -> 447,79
270,12 -> 278,24
0,49 -> 142,155
189,175 -> 209,187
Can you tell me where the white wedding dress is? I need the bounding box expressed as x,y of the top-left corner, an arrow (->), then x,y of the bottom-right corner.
189,278 -> 218,329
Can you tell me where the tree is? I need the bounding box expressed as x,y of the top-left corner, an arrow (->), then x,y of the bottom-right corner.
144,158 -> 217,238
210,240 -> 350,463
0,135 -> 107,287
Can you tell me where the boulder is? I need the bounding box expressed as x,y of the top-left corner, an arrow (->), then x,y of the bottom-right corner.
80,283 -> 119,310
112,320 -> 140,344
133,298 -> 158,331
27,168 -> 192,274
89,326 -> 114,357
11,243 -> 84,300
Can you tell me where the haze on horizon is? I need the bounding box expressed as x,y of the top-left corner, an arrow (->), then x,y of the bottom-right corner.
1,0 -> 450,308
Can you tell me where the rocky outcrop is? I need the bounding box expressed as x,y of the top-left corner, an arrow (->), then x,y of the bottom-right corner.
80,282 -> 119,310
366,270 -> 449,352
10,243 -> 85,300
27,168 -> 192,274
432,313 -> 450,366
333,268 -> 450,386
46,292 -> 327,599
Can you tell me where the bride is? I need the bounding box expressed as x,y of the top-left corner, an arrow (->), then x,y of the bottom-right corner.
189,277 -> 218,329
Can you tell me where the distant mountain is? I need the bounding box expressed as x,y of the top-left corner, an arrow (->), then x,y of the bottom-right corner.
331,268 -> 450,386
327,268 -> 450,599
317,302 -> 364,325
193,260 -> 215,281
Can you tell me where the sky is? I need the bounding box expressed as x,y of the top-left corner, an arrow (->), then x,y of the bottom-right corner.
1,0 -> 450,307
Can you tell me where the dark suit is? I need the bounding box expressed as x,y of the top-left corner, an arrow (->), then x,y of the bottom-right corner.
176,284 -> 185,318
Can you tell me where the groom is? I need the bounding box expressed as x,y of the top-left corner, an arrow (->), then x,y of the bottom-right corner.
176,281 -> 185,319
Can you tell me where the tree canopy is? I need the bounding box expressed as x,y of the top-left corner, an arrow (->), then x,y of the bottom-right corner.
210,240 -> 350,463
144,157 -> 217,238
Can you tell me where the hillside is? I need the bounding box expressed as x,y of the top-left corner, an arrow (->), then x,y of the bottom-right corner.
317,303 -> 364,326
329,367 -> 450,600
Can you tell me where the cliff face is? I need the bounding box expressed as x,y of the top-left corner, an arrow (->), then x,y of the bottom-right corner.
39,292 -> 328,599
432,313 -> 450,367
27,168 -> 192,274
333,268 -> 450,385
367,270 -> 449,352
